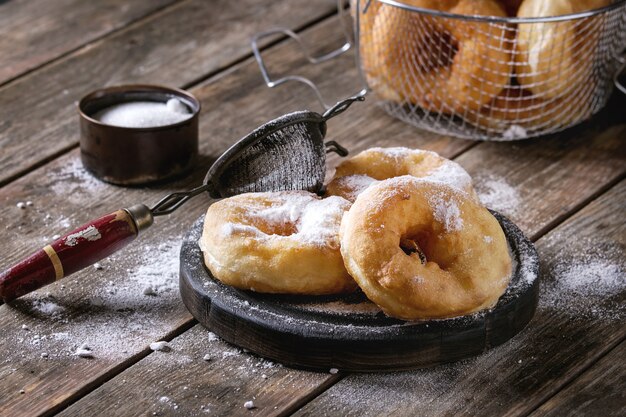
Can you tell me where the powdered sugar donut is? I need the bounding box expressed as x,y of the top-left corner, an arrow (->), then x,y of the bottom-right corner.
200,191 -> 357,295
326,147 -> 477,202
340,176 -> 512,320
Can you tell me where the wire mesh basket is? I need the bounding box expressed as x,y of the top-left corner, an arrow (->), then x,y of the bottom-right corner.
353,0 -> 626,140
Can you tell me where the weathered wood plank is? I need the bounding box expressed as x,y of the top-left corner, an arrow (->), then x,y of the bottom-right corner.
530,341 -> 625,417
293,180 -> 626,417
0,0 -> 178,85
56,325 -> 340,417
0,0 -> 338,186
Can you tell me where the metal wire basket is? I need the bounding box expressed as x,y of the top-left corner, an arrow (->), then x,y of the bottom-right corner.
353,0 -> 626,140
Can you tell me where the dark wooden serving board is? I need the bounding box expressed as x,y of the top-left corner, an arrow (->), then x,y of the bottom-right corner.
179,212 -> 539,371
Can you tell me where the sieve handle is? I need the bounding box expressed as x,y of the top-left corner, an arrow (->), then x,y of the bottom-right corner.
322,95 -> 365,120
0,205 -> 153,304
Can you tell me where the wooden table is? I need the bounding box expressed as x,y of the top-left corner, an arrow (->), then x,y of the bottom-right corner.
0,1 -> 624,416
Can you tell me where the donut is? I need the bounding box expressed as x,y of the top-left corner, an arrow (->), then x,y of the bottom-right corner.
515,0 -> 610,99
326,147 -> 477,202
360,0 -> 514,112
200,191 -> 357,295
340,176 -> 512,320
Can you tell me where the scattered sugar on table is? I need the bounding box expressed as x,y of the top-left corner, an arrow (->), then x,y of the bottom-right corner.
94,98 -> 191,128
150,341 -> 171,352
476,175 -> 521,216
75,343 -> 94,358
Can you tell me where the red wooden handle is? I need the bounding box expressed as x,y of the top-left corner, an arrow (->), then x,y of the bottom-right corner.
0,205 -> 153,303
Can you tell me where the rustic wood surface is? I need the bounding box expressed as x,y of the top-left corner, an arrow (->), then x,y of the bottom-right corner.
0,0 -> 178,86
530,341 -> 625,417
0,1 -> 624,416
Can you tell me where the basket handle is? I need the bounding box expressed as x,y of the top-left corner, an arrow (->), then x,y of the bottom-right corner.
250,0 -> 365,110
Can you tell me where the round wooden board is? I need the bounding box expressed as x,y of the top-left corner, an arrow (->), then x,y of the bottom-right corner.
179,211 -> 539,371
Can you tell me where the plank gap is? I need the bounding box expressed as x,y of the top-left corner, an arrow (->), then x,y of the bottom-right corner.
277,374 -> 345,417
0,143 -> 79,188
520,332 -> 626,417
529,171 -> 626,242
44,318 -> 197,417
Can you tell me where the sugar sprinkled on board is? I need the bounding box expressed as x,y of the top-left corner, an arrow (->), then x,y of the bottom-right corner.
94,99 -> 191,128
476,175 -> 521,216
49,157 -> 107,203
74,345 -> 94,358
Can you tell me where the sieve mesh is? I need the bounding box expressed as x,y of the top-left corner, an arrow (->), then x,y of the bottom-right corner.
209,116 -> 326,197
354,0 -> 626,140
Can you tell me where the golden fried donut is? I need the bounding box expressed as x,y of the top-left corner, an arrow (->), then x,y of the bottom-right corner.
200,191 -> 357,295
326,147 -> 477,202
340,176 -> 512,320
360,0 -> 513,112
464,87 -> 595,134
515,0 -> 610,99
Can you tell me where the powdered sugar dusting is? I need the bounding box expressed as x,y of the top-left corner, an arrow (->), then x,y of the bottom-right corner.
476,176 -> 521,216
4,237 -> 184,361
542,242 -> 625,320
332,148 -> 473,201
219,191 -> 350,248
49,157 -> 106,204
426,159 -> 473,193
328,174 -> 378,201
33,300 -> 66,316
297,299 -> 383,316
430,193 -> 463,232
368,146 -> 411,159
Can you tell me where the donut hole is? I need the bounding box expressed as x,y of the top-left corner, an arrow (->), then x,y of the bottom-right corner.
399,234 -> 428,264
